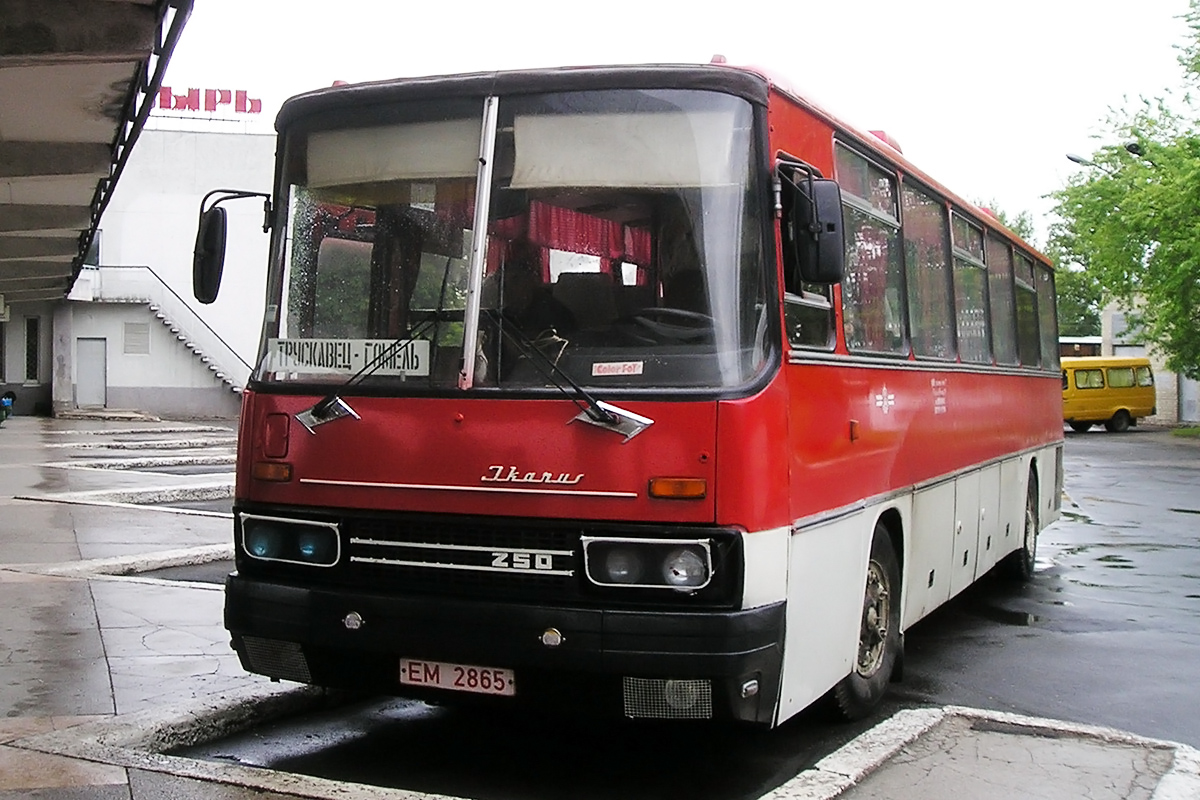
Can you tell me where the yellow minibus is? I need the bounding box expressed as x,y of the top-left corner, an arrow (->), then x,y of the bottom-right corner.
1062,356 -> 1156,432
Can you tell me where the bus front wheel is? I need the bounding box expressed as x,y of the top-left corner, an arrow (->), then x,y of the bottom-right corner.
833,523 -> 901,720
1069,421 -> 1092,432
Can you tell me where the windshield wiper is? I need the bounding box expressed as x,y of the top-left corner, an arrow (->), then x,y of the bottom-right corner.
295,316 -> 440,434
486,312 -> 653,442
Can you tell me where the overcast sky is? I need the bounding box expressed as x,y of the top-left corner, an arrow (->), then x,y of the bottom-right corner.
161,0 -> 1195,243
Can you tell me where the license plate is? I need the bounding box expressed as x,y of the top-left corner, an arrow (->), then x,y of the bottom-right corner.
400,658 -> 516,696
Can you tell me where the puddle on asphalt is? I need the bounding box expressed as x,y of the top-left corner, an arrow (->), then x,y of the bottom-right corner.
974,605 -> 1041,626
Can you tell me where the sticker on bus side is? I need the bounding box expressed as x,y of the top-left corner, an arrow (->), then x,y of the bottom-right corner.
592,360 -> 644,377
266,338 -> 431,377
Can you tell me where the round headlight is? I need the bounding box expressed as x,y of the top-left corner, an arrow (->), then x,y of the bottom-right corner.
297,530 -> 331,562
603,547 -> 644,584
244,524 -> 281,559
661,547 -> 708,588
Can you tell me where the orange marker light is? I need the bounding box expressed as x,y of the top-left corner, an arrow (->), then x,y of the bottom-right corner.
648,477 -> 707,500
252,461 -> 293,482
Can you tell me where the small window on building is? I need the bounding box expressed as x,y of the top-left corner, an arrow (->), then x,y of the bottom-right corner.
83,231 -> 101,268
24,317 -> 39,382
124,322 -> 151,355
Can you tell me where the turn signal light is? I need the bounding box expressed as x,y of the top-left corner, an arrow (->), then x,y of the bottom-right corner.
648,477 -> 707,499
252,461 -> 293,482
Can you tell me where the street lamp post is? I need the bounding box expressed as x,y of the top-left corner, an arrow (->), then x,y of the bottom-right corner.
1066,153 -> 1116,175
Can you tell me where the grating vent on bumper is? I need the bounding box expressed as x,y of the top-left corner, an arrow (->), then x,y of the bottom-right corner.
623,677 -> 712,719
242,636 -> 312,683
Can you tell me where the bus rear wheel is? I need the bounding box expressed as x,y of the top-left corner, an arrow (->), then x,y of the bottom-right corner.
1105,410 -> 1132,432
833,523 -> 901,720
1003,478 -> 1039,581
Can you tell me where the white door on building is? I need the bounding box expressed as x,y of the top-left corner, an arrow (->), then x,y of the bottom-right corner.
1182,377 -> 1199,424
77,338 -> 107,408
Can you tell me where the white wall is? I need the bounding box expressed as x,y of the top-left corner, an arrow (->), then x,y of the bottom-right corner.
68,301 -> 240,417
99,128 -> 275,366
2,300 -> 55,414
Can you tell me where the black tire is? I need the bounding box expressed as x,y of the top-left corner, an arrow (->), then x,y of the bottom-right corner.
1068,421 -> 1093,433
1003,478 -> 1039,581
1105,410 -> 1132,433
832,523 -> 902,720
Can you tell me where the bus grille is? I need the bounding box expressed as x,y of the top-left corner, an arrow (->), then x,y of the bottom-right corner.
340,516 -> 581,603
241,636 -> 312,684
623,677 -> 713,719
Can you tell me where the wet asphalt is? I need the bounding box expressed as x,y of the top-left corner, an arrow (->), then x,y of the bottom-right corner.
161,426 -> 1200,799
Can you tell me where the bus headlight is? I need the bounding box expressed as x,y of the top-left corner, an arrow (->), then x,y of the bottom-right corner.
662,546 -> 708,588
583,537 -> 712,590
603,547 -> 644,583
239,514 -> 340,567
245,522 -> 284,559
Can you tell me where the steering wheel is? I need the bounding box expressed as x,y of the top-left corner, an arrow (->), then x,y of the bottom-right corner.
631,307 -> 714,343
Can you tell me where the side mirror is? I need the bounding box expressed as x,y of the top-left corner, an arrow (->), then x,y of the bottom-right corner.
782,171 -> 845,285
193,206 -> 228,304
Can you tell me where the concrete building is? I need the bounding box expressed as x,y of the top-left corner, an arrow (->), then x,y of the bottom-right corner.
2,116 -> 274,420
1102,303 -> 1200,425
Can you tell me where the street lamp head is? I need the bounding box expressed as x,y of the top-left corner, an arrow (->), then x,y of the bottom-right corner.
1066,153 -> 1097,167
1125,141 -> 1145,157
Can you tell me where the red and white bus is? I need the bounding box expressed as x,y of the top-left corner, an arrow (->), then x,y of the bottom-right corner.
195,62 -> 1063,726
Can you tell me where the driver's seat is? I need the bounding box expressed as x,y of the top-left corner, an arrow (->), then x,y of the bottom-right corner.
663,269 -> 707,313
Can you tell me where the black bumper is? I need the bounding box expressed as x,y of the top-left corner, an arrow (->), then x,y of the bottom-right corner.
225,575 -> 785,723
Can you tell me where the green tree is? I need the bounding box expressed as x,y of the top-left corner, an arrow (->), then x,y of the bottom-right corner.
1049,1 -> 1200,378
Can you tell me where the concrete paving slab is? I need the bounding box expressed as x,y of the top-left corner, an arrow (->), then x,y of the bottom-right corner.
840,715 -> 1173,800
0,745 -> 127,791
766,707 -> 1200,800
0,717 -> 107,746
128,769 -> 298,800
3,416 -> 1200,799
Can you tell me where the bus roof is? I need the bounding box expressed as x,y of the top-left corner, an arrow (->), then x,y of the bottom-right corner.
276,64 -> 769,130
275,61 -> 1047,265
1061,356 -> 1152,367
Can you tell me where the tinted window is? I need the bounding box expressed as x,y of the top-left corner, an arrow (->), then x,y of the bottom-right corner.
902,184 -> 955,359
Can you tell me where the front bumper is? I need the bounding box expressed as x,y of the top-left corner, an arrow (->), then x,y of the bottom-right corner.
225,574 -> 785,724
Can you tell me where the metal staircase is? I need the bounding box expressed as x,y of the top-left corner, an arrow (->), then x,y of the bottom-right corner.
148,302 -> 241,393
70,265 -> 253,392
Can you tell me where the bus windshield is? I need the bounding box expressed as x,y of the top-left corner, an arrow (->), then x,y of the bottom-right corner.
259,89 -> 769,393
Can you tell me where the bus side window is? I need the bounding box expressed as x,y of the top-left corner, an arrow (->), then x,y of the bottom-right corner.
780,163 -> 836,349
784,286 -> 834,349
1107,367 -> 1135,389
1136,366 -> 1154,386
1076,368 -> 1104,390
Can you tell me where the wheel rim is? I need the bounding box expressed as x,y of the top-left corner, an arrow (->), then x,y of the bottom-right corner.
1024,499 -> 1038,571
856,560 -> 890,677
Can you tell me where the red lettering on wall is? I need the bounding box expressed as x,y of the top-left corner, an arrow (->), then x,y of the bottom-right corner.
155,86 -> 263,115
235,90 -> 262,114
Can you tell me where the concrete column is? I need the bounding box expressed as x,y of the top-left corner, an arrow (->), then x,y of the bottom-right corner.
52,300 -> 74,416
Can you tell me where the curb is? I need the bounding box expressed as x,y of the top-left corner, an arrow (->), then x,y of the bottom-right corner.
1,543 -> 233,578
13,684 -> 457,800
765,706 -> 1200,800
